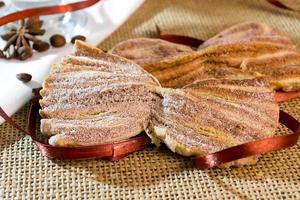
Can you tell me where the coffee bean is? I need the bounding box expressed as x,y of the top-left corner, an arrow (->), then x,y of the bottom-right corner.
71,35 -> 86,44
0,50 -> 4,58
0,1 -> 5,8
50,34 -> 66,47
16,73 -> 32,83
17,46 -> 33,60
33,41 -> 50,52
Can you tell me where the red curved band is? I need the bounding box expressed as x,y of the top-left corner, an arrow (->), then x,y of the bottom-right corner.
0,0 -> 100,26
266,0 -> 298,11
0,97 -> 299,167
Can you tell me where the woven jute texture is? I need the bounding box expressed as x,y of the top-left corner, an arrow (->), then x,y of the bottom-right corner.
1,0 -> 300,199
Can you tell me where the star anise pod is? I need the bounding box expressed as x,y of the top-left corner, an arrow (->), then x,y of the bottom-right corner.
1,16 -> 46,60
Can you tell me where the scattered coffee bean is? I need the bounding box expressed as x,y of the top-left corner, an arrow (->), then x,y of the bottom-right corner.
71,35 -> 86,44
0,1 -> 5,8
50,34 -> 66,48
0,50 -> 4,58
17,46 -> 33,60
16,73 -> 32,83
33,41 -> 50,52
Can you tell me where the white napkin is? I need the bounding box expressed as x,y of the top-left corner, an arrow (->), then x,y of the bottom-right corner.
0,0 -> 144,124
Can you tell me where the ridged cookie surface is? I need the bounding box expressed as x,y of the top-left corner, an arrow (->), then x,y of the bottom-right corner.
110,38 -> 193,66
40,41 -> 160,147
111,22 -> 300,91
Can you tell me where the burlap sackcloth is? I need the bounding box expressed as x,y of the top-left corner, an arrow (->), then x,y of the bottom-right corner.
1,0 -> 300,199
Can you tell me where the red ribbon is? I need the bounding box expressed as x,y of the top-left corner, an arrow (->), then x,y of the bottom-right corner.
155,25 -> 204,48
0,0 -> 100,26
1,96 -> 300,168
266,0 -> 300,11
0,96 -> 151,161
